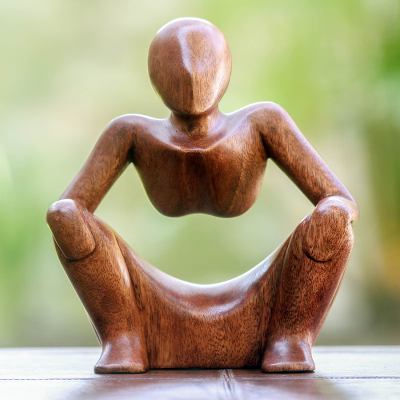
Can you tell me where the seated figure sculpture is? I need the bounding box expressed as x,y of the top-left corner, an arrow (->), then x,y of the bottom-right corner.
47,18 -> 358,374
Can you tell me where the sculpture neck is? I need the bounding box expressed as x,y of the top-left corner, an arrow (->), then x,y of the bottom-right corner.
169,107 -> 222,137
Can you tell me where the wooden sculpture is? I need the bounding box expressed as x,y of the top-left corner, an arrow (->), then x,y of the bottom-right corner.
47,18 -> 358,374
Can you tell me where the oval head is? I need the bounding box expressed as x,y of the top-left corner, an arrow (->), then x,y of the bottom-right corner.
148,18 -> 232,116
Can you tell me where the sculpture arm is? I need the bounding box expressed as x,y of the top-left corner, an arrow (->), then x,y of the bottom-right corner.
46,116 -> 135,260
256,102 -> 358,262
61,115 -> 135,212
256,102 -> 359,223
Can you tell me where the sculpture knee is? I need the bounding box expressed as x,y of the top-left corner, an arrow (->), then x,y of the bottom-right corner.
301,205 -> 353,263
47,199 -> 96,260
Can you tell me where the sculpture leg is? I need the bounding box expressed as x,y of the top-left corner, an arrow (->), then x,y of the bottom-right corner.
261,209 -> 354,372
47,199 -> 148,374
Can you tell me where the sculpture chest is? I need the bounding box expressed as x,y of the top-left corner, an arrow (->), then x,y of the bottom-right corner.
133,129 -> 267,217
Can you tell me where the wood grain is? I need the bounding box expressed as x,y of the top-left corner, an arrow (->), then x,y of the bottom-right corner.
46,17 -> 358,374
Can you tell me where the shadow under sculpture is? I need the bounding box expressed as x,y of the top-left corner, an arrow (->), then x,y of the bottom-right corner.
46,18 -> 358,374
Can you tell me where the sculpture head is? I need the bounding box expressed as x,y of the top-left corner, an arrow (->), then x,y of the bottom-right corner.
148,18 -> 232,116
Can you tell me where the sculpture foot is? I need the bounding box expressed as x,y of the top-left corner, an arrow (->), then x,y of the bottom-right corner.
261,337 -> 315,373
94,335 -> 148,374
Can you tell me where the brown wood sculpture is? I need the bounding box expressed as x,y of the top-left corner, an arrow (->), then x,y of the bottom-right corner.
47,18 -> 358,374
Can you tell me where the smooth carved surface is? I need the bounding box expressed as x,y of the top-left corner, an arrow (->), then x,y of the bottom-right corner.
46,18 -> 359,374
1,347 -> 399,400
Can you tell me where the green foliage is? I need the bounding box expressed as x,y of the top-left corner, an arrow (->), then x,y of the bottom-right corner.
0,0 -> 399,345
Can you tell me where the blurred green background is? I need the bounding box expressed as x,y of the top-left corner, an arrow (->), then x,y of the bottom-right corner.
0,0 -> 399,347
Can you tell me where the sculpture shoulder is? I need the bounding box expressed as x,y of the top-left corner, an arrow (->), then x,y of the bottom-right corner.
104,114 -> 160,137
238,101 -> 287,129
228,102 -> 287,139
233,102 -> 293,157
100,114 -> 163,159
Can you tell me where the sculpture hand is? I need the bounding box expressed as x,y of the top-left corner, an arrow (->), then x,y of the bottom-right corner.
302,196 -> 353,263
47,199 -> 96,261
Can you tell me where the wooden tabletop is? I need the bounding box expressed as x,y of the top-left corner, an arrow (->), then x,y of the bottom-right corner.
0,347 -> 399,399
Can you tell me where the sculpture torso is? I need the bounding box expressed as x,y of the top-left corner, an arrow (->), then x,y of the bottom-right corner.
132,108 -> 267,217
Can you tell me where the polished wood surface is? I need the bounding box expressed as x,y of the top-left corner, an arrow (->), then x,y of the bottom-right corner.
1,347 -> 399,399
46,17 -> 358,374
